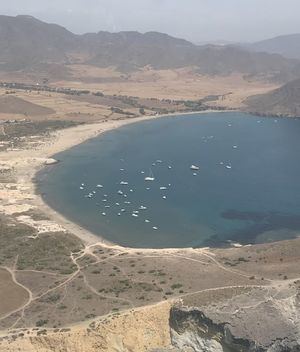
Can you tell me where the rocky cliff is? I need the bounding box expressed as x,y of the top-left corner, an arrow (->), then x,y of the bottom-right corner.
1,284 -> 300,352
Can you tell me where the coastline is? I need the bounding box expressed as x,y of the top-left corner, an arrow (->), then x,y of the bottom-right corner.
0,109 -> 231,247
1,110 -> 299,349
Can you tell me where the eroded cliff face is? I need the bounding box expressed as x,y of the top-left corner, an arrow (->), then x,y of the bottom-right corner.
169,302 -> 300,352
169,306 -> 256,352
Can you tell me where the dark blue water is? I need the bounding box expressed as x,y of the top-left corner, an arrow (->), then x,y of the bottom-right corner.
37,112 -> 300,248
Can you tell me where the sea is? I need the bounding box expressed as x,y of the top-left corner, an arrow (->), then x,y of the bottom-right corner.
37,112 -> 300,248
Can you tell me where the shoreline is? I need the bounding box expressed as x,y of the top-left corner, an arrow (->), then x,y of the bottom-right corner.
0,108 -> 299,346
0,109 -> 231,248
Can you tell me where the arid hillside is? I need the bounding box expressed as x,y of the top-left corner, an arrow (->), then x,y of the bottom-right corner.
247,33 -> 300,60
245,78 -> 300,117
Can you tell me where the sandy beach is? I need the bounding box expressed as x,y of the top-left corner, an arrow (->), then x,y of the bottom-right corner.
0,116 -> 149,246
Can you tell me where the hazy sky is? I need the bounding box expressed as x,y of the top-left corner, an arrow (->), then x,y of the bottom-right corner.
1,0 -> 300,42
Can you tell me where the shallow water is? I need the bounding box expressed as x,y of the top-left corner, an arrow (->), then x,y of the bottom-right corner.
38,112 -> 300,248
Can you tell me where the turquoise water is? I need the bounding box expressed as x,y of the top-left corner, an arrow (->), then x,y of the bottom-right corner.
37,112 -> 300,248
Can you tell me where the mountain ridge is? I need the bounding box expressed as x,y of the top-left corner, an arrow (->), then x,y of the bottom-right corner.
245,33 -> 300,59
0,15 -> 300,82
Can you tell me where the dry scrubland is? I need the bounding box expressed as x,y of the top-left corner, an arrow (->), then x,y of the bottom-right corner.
0,203 -> 299,350
55,65 -> 277,108
0,66 -> 277,119
0,67 -> 298,351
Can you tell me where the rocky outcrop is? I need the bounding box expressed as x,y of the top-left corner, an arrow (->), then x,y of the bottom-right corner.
170,307 -> 252,352
169,298 -> 300,352
244,78 -> 300,117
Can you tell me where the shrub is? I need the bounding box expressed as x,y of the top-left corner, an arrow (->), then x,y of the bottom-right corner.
36,319 -> 48,327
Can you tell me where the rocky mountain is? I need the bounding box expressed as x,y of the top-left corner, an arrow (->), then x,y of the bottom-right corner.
248,33 -> 300,60
170,303 -> 300,352
189,45 -> 300,82
82,31 -> 300,81
1,15 -> 300,82
0,15 -> 78,70
245,78 -> 300,117
81,30 -> 197,71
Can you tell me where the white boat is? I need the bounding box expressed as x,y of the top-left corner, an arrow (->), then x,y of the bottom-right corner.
133,211 -> 139,214
193,173 -> 197,176
120,168 -> 125,171
153,226 -> 158,230
117,190 -> 123,195
145,219 -> 150,223
80,187 -> 84,190
96,184 -> 103,188
233,145 -> 238,149
117,213 -> 121,216
120,181 -> 129,185
121,209 -> 126,212
101,212 -> 106,216
116,202 -> 120,206
160,186 -> 167,190
130,189 -> 134,192
190,165 -> 200,171
156,160 -> 163,163
145,168 -> 155,181
102,199 -> 107,202
168,166 -> 172,169
163,196 -> 167,199
226,165 -> 232,169
105,205 -> 110,208
139,206 -> 147,210
81,183 -> 85,186
132,213 -> 139,218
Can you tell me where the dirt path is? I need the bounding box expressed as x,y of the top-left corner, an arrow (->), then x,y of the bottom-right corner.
0,266 -> 32,321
